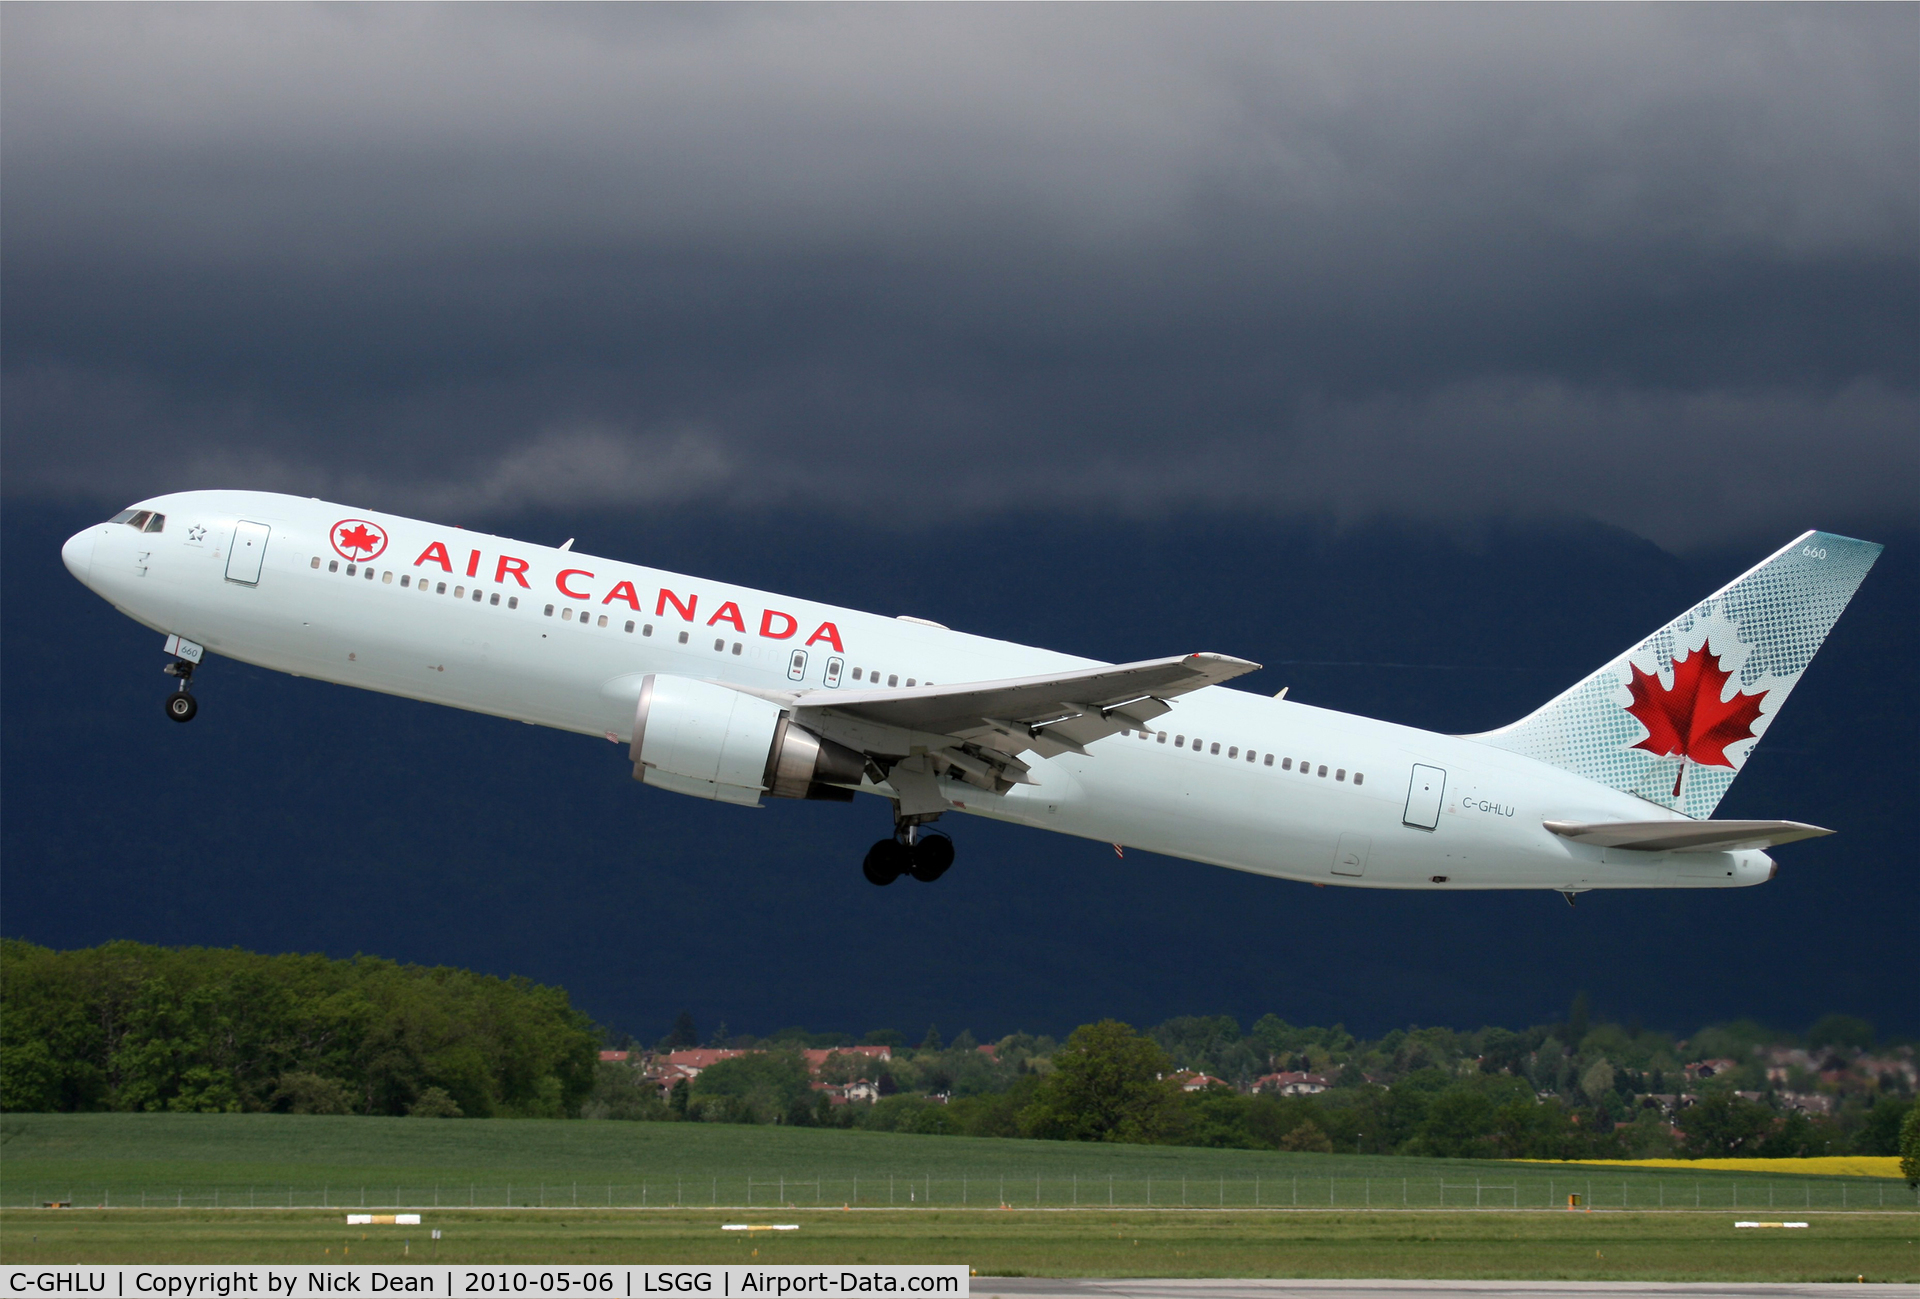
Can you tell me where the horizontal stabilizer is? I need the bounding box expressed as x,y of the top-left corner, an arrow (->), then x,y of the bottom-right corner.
1544,818 -> 1832,853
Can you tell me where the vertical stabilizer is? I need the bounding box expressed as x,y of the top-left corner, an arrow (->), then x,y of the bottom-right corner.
1474,531 -> 1881,817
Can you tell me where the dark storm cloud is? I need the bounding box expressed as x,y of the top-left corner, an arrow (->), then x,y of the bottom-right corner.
4,4 -> 1914,544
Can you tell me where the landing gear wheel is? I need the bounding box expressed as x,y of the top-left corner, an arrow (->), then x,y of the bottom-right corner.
862,838 -> 912,886
165,691 -> 198,723
908,833 -> 954,882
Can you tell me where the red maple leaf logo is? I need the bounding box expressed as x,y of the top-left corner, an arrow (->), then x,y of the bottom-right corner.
331,519 -> 387,561
1624,645 -> 1766,771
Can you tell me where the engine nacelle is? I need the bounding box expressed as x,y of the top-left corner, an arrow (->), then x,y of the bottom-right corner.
629,674 -> 863,806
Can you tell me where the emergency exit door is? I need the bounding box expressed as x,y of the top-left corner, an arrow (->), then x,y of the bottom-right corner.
1403,763 -> 1446,830
225,521 -> 270,585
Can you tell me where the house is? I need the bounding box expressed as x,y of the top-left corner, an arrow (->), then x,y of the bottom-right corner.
659,1048 -> 748,1075
810,1079 -> 881,1105
1256,1071 -> 1330,1096
1684,1058 -> 1739,1081
598,1050 -> 631,1063
800,1046 -> 893,1075
1174,1072 -> 1229,1092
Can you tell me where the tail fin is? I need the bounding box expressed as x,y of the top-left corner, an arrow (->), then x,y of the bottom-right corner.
1474,531 -> 1882,818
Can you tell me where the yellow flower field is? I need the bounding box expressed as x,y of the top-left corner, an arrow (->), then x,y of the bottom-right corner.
1519,1156 -> 1903,1178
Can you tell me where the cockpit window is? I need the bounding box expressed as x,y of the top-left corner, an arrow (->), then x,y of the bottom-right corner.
142,513 -> 166,533
111,509 -> 140,525
124,510 -> 153,530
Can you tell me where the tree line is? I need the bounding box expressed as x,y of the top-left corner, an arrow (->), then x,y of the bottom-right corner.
0,939 -> 597,1117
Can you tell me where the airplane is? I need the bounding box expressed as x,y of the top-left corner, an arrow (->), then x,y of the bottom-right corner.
61,492 -> 1880,899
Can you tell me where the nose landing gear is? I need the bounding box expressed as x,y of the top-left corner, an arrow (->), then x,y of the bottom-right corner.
163,659 -> 198,723
863,813 -> 955,886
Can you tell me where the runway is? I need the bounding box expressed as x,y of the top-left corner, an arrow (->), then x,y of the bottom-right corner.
977,1282 -> 1919,1299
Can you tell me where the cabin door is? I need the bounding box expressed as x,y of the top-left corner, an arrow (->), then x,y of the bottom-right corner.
225,521 -> 270,585
1403,763 -> 1446,830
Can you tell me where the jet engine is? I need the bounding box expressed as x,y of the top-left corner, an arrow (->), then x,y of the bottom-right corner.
629,674 -> 864,806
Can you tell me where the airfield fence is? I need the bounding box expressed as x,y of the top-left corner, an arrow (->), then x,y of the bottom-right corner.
8,1172 -> 1916,1212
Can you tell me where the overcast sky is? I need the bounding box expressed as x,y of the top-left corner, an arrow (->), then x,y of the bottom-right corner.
4,4 -> 1915,546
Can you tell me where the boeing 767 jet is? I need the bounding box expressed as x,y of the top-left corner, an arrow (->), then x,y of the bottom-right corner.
63,493 -> 1879,898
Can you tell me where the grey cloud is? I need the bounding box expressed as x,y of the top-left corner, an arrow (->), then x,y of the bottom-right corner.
3,4 -> 1914,544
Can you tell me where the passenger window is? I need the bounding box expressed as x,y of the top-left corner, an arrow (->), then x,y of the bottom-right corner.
1317,764 -> 1328,777
1139,731 -> 1151,741
713,638 -> 725,651
508,597 -> 519,610
597,614 -> 608,627
1175,736 -> 1185,748
643,624 -> 653,636
1246,751 -> 1256,763
544,604 -> 555,616
329,560 -> 339,573
887,674 -> 898,687
678,631 -> 689,644
1157,732 -> 1167,743
1228,746 -> 1238,759
852,668 -> 863,680
1210,742 -> 1220,755
1281,758 -> 1292,770
624,619 -> 634,632
310,556 -> 321,569
382,572 -> 393,584
1353,772 -> 1364,786
368,568 -> 377,580
401,574 -> 410,587
1263,754 -> 1274,766
906,679 -> 916,687
493,594 -> 503,607
144,513 -> 166,532
436,582 -> 447,595
731,642 -> 742,655
454,586 -> 464,598
562,608 -> 572,621
1336,769 -> 1346,782
472,589 -> 482,602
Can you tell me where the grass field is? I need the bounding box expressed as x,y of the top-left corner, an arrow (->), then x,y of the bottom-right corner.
3,1114 -> 1915,1278
1,1207 -> 1916,1280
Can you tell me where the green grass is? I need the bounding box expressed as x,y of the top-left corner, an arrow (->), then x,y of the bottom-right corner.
1,1207 -> 1916,1280
2,1113 -> 1913,1215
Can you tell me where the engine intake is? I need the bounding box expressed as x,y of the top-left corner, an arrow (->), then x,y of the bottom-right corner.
630,674 -> 862,806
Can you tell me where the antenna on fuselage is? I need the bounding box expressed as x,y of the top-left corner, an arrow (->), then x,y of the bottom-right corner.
558,538 -> 574,552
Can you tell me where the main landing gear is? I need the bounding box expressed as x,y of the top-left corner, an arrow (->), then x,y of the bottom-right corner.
863,815 -> 954,886
163,659 -> 198,723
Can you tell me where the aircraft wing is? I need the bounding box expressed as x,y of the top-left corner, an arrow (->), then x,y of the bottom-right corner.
790,652 -> 1259,781
1543,819 -> 1833,853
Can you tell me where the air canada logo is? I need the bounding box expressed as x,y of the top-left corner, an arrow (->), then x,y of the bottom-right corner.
331,519 -> 388,562
1624,644 -> 1766,796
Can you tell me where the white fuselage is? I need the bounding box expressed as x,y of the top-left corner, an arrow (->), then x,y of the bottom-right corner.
62,491 -> 1775,892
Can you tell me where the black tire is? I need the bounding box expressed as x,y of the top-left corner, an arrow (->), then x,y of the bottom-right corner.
862,838 -> 910,886
908,833 -> 955,882
165,691 -> 198,724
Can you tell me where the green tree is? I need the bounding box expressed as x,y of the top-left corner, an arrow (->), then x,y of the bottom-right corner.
690,1051 -> 811,1124
1900,1104 -> 1919,1190
1806,1014 -> 1875,1052
1019,1020 -> 1180,1144
1278,1119 -> 1333,1153
1680,1090 -> 1776,1157
667,1011 -> 697,1049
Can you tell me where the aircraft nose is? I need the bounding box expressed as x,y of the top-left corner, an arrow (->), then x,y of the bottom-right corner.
61,527 -> 95,583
